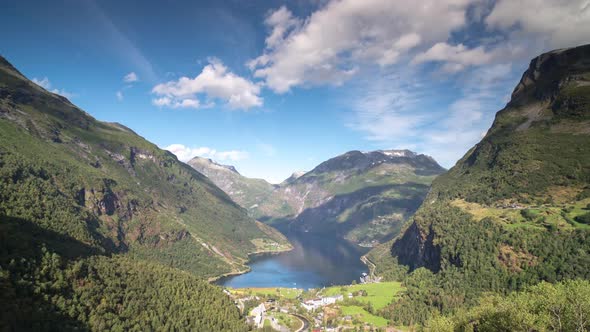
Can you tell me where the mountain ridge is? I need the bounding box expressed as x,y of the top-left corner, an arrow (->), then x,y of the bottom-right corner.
188,148 -> 446,245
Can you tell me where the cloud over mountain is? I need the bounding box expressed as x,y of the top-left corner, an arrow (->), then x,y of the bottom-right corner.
164,144 -> 249,162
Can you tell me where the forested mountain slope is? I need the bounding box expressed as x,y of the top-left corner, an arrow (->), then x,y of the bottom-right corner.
0,55 -> 287,330
368,44 -> 590,326
189,149 -> 445,245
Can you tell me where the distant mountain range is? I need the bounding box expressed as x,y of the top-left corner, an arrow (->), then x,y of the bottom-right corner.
189,149 -> 446,245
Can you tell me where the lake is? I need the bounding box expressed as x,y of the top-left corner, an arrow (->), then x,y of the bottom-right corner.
217,232 -> 370,289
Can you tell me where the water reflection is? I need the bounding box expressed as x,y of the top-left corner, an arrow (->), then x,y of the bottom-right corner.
218,232 -> 369,289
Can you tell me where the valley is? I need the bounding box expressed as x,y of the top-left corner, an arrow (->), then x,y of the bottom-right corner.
1,4 -> 590,329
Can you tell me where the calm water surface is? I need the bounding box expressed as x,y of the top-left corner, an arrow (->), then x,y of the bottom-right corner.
217,232 -> 369,289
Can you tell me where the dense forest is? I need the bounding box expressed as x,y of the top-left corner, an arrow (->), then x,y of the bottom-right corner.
426,279 -> 590,331
0,216 -> 246,331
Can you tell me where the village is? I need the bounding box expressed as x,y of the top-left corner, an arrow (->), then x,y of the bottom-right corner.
224,273 -> 401,332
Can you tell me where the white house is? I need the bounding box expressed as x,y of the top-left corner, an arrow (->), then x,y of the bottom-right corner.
322,295 -> 343,305
301,294 -> 344,311
251,303 -> 266,328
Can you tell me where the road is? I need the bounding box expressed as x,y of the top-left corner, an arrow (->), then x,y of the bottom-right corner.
290,313 -> 310,332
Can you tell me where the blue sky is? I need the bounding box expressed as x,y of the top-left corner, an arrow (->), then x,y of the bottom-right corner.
1,0 -> 588,183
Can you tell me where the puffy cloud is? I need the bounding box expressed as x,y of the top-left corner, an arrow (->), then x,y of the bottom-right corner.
412,43 -> 495,72
164,144 -> 249,162
116,91 -> 123,101
152,58 -> 262,110
32,77 -> 74,98
123,72 -> 139,83
486,0 -> 590,49
152,97 -> 200,109
250,0 -> 590,93
248,0 -> 471,93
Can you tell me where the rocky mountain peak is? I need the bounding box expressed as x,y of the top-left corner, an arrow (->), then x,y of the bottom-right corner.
188,156 -> 240,175
282,170 -> 307,184
510,44 -> 590,106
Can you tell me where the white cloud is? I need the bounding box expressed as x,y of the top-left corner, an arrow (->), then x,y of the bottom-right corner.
250,0 -> 590,93
32,77 -> 74,98
248,0 -> 471,93
116,91 -> 124,101
412,42 -> 495,72
123,72 -> 139,83
486,0 -> 590,49
152,97 -> 200,109
164,144 -> 249,162
152,58 -> 262,110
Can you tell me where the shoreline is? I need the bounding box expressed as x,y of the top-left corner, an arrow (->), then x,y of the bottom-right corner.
360,254 -> 376,278
208,244 -> 294,284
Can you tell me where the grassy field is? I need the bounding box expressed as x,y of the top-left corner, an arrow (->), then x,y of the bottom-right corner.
322,281 -> 404,309
340,305 -> 388,327
274,312 -> 303,330
452,198 -> 590,231
229,287 -> 303,299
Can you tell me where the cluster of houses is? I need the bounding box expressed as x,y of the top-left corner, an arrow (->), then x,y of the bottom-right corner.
301,294 -> 344,311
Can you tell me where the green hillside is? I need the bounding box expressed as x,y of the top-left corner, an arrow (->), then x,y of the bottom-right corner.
369,44 -> 590,327
0,55 -> 288,330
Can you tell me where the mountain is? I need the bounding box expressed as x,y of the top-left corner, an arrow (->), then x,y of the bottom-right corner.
269,149 -> 445,245
368,44 -> 590,325
0,55 -> 288,330
187,156 -> 281,216
281,170 -> 306,185
189,149 -> 445,245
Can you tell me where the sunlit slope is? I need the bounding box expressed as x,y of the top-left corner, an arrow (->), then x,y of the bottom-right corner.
0,55 -> 289,277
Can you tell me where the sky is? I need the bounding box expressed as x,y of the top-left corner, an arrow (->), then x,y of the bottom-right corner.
1,0 -> 588,183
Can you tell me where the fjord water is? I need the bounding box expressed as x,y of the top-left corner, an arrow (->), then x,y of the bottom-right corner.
218,232 -> 370,289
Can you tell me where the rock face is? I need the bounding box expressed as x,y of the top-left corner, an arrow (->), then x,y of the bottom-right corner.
378,44 -> 590,278
189,149 -> 445,245
0,55 -> 289,278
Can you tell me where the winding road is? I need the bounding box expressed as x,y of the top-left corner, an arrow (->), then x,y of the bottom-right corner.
290,313 -> 310,332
